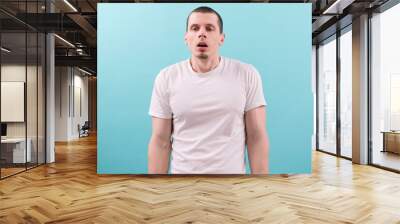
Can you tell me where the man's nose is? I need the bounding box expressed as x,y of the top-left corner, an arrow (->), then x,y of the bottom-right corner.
198,28 -> 207,38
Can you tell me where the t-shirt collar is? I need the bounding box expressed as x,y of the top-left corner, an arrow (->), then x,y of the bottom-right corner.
187,56 -> 224,77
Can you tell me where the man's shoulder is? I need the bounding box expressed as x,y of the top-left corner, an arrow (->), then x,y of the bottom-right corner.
223,57 -> 259,74
154,60 -> 188,84
158,59 -> 188,76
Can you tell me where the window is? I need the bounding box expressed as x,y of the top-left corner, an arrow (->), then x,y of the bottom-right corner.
339,28 -> 352,158
0,1 -> 47,179
318,36 -> 337,154
371,2 -> 400,171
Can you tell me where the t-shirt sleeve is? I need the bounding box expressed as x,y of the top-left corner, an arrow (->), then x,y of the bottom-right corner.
149,71 -> 173,119
244,65 -> 267,112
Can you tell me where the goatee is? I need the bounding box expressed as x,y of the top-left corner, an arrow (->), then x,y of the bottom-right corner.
197,54 -> 208,60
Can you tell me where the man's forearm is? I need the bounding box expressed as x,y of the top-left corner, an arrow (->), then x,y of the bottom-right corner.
247,136 -> 269,174
148,138 -> 172,174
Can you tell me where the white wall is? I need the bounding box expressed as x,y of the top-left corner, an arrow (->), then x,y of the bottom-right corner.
55,66 -> 70,141
1,63 -> 46,164
1,65 -> 26,136
55,67 -> 89,141
71,72 -> 89,138
1,65 -> 41,137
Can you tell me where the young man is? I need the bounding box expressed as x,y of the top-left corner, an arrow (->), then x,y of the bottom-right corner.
148,6 -> 269,174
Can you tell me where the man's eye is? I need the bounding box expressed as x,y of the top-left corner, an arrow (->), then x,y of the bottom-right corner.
191,26 -> 199,31
206,27 -> 214,31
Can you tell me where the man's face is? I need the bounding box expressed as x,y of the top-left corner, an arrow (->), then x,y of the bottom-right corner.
185,12 -> 225,60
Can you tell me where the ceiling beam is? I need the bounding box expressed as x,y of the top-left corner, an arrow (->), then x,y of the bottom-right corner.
67,13 -> 97,46
55,55 -> 96,70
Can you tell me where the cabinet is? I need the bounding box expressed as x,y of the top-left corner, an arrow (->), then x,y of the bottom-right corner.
0,138 -> 32,164
382,131 -> 400,154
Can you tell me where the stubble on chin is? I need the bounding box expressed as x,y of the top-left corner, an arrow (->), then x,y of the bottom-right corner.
196,53 -> 208,60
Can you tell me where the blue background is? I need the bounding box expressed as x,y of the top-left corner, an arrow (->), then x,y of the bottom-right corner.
98,3 -> 312,174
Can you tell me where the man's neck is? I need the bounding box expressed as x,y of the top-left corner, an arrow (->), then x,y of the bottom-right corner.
190,55 -> 221,73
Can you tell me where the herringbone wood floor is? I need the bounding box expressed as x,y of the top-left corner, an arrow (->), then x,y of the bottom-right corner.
1,134 -> 400,224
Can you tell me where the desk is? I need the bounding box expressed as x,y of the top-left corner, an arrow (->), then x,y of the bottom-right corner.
1,138 -> 31,163
381,131 -> 400,154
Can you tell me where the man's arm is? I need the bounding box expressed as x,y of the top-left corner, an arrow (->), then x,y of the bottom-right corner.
148,117 -> 173,174
245,106 -> 269,174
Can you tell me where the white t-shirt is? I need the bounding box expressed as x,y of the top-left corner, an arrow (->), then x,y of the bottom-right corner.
149,57 -> 266,174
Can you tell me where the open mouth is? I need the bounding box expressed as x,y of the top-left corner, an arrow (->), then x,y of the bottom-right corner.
197,42 -> 208,48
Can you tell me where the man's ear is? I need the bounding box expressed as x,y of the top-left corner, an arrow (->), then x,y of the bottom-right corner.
184,32 -> 188,44
219,33 -> 225,45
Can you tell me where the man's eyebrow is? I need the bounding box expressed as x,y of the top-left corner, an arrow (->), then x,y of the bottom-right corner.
190,24 -> 215,27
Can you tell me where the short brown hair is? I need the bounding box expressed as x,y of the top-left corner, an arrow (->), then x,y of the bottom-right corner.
186,6 -> 223,33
